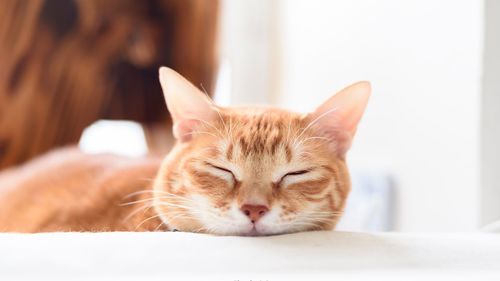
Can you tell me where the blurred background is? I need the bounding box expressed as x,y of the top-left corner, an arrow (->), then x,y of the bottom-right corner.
0,0 -> 498,233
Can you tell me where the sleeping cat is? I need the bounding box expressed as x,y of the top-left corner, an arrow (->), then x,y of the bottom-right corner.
0,67 -> 370,235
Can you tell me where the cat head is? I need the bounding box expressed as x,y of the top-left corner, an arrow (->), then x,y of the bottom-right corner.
153,67 -> 370,235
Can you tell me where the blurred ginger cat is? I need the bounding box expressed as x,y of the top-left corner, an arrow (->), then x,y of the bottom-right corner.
0,67 -> 370,235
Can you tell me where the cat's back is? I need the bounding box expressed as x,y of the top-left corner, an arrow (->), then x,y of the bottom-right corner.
0,147 -> 162,232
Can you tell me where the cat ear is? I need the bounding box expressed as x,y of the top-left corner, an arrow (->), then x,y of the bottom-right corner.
307,81 -> 371,157
159,67 -> 217,142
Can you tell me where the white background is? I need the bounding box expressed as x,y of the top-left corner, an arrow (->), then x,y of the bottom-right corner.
220,0 -> 486,231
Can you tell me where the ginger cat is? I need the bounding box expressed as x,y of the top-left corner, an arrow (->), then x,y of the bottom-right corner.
0,67 -> 370,235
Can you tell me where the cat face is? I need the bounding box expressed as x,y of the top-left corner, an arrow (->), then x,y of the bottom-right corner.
153,67 -> 370,236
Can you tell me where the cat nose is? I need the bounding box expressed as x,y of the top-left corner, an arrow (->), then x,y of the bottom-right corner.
240,204 -> 269,223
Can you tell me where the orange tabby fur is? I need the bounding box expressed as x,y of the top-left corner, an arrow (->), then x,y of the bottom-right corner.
0,148 -> 164,232
0,67 -> 370,235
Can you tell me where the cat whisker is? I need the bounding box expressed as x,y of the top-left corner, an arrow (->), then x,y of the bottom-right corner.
154,204 -> 230,225
121,193 -> 197,207
166,212 -> 194,221
297,213 -> 343,221
123,190 -> 156,198
119,197 -> 155,206
154,201 -> 197,211
119,196 -> 180,206
148,206 -> 220,233
122,202 -> 155,222
153,194 -> 198,204
274,220 -> 320,233
305,217 -> 335,222
154,221 -> 167,231
296,136 -> 330,147
135,213 -> 167,230
213,107 -> 229,137
307,210 -> 344,215
299,215 -> 336,221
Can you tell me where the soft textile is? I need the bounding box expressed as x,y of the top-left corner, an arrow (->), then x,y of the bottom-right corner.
1,231 -> 500,280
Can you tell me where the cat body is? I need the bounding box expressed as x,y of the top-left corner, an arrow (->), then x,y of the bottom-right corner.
0,67 -> 370,235
0,148 -> 164,232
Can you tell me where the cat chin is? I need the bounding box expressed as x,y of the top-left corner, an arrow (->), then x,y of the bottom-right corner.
223,228 -> 269,237
235,223 -> 290,236
200,218 -> 296,236
206,222 -> 286,236
175,221 -> 298,236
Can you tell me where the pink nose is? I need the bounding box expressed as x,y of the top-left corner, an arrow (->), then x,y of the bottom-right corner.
240,204 -> 269,223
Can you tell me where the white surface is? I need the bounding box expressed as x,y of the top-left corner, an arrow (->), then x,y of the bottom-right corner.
274,0 -> 483,231
1,231 -> 499,280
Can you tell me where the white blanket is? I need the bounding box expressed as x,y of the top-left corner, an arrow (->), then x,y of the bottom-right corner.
1,231 -> 500,281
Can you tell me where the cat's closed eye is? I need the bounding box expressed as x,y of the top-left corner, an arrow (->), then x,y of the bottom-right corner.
279,170 -> 310,185
285,170 -> 310,176
205,162 -> 236,182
